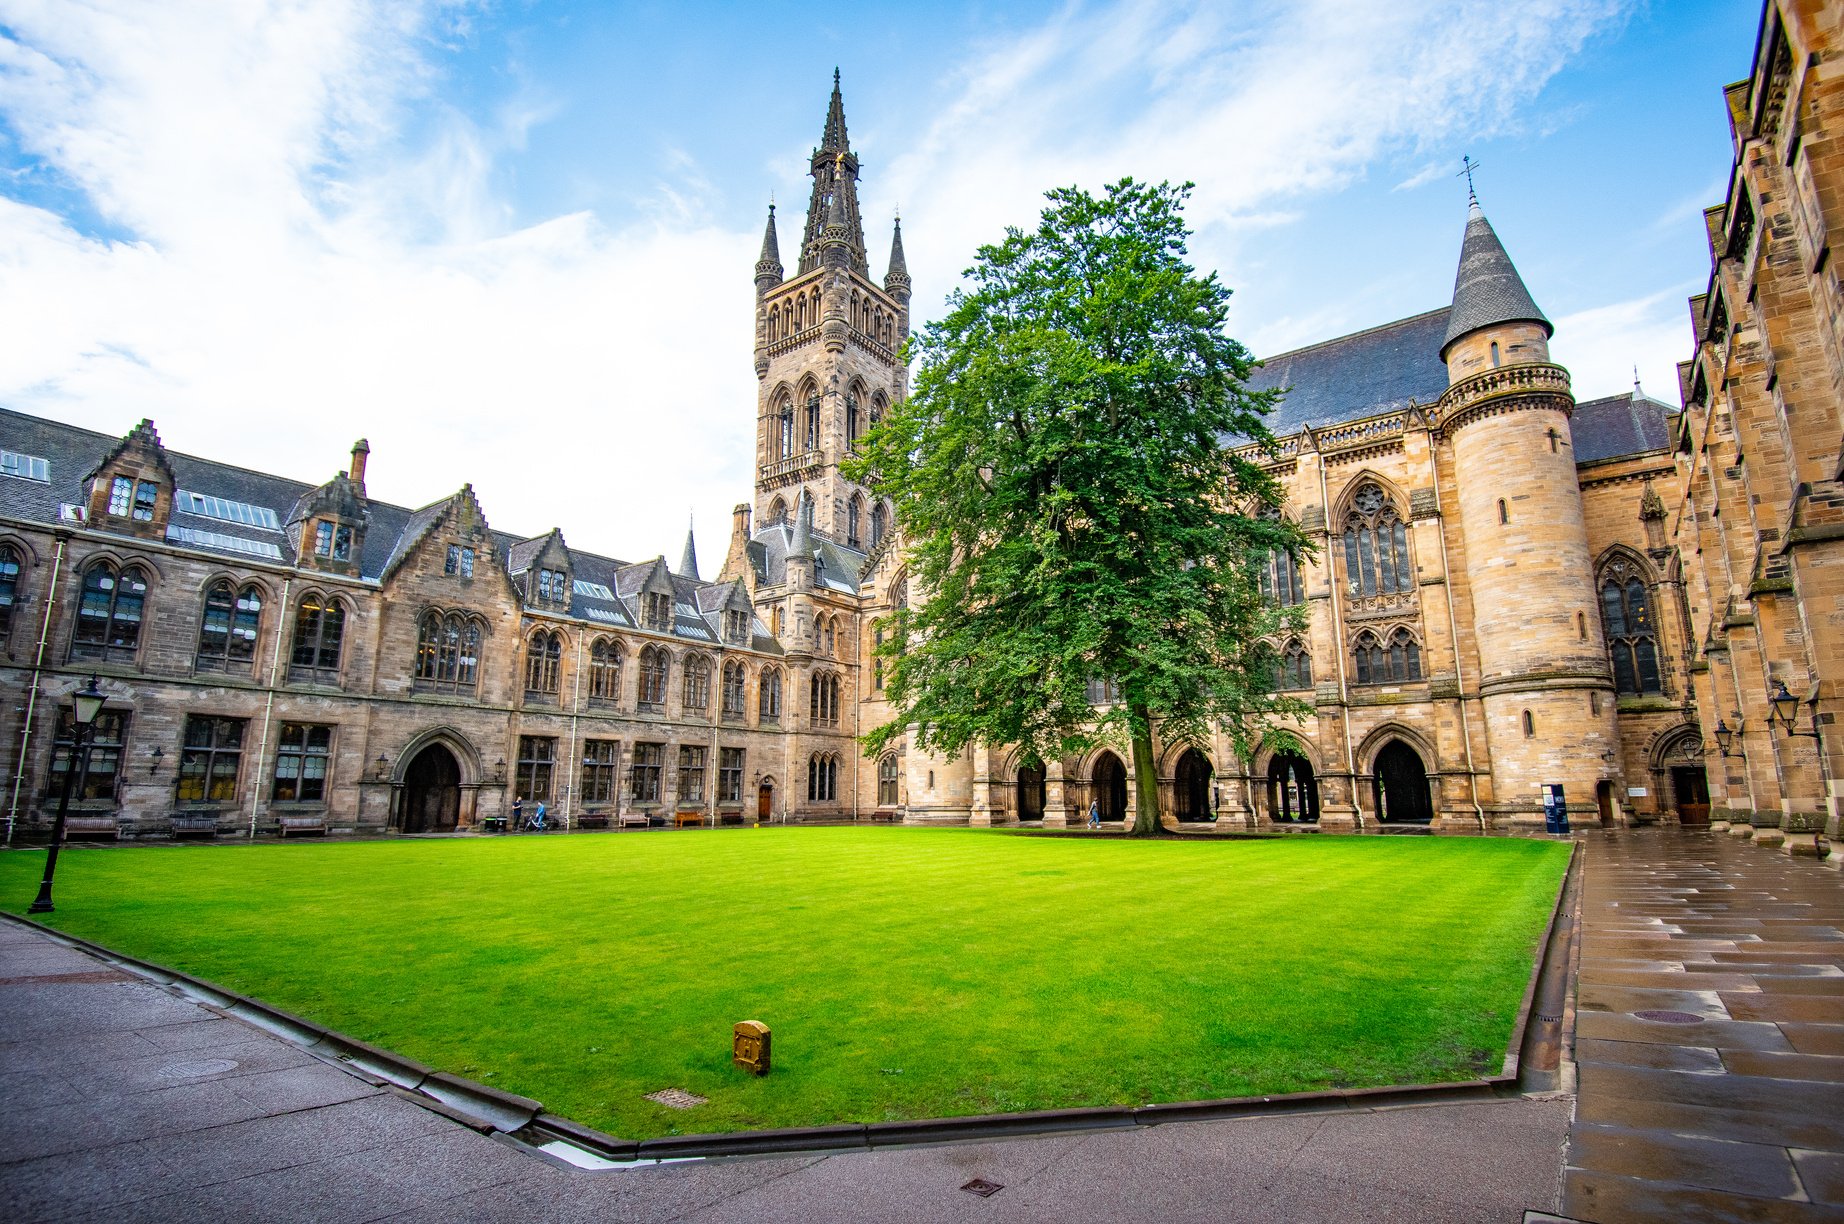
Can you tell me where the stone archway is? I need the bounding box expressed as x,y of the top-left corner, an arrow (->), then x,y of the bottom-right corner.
1091,752 -> 1128,822
1373,740 -> 1432,824
1016,761 -> 1046,822
402,744 -> 461,833
1174,749 -> 1213,822
1268,753 -> 1320,823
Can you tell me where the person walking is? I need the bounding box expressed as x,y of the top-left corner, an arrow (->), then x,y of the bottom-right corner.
1087,799 -> 1101,830
510,796 -> 524,831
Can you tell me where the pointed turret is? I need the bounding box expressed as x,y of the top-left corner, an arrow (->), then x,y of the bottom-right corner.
884,215 -> 911,302
679,517 -> 700,581
1440,199 -> 1551,361
754,203 -> 784,293
785,491 -> 815,592
799,72 -> 867,274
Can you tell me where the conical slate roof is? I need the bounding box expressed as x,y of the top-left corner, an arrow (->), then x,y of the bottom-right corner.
1440,202 -> 1550,357
679,520 -> 700,580
885,215 -> 910,295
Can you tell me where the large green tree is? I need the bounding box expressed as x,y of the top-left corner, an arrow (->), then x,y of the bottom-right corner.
844,179 -> 1310,834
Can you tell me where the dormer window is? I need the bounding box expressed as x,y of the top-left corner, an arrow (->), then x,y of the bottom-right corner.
723,609 -> 749,643
445,545 -> 475,578
109,476 -> 158,521
314,521 -> 353,561
644,592 -> 671,630
536,568 -> 568,605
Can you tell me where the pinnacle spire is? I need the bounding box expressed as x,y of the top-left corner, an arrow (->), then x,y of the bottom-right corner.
679,516 -> 700,581
1440,196 -> 1551,359
800,72 -> 866,274
788,489 -> 813,555
754,202 -> 784,290
884,214 -> 911,299
821,67 -> 849,153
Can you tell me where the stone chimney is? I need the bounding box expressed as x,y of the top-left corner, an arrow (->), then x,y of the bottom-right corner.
349,439 -> 370,488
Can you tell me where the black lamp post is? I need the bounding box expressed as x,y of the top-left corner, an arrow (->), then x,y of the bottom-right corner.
1713,717 -> 1743,757
1768,679 -> 1822,740
29,676 -> 107,915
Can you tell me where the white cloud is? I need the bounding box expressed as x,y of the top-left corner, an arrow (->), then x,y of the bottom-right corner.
1552,288 -> 1697,408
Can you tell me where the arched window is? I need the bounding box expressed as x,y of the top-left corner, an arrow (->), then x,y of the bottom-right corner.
810,671 -> 840,726
820,614 -> 836,657
846,493 -> 863,548
776,397 -> 794,460
415,611 -> 481,692
804,395 -> 820,451
1087,676 -> 1121,705
878,754 -> 899,805
807,752 -> 839,801
0,544 -> 21,645
760,666 -> 783,721
637,645 -> 669,708
1342,484 -> 1412,598
589,639 -> 622,704
195,581 -> 262,673
1523,710 -> 1535,737
1277,638 -> 1312,690
72,561 -> 148,660
721,660 -> 747,719
525,630 -> 563,695
1497,498 -> 1509,525
767,496 -> 787,525
846,393 -> 861,449
1259,549 -> 1303,606
290,595 -> 345,683
771,605 -> 785,637
1353,627 -> 1422,685
870,502 -> 888,549
1601,560 -> 1662,695
682,653 -> 711,711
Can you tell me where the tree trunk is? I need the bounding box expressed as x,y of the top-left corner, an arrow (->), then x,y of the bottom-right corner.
1128,704 -> 1160,835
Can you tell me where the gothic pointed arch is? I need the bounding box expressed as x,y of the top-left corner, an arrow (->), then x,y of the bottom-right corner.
1596,546 -> 1665,696
388,725 -> 483,786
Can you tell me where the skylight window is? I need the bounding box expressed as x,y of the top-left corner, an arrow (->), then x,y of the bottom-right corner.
166,525 -> 285,560
0,451 -> 49,482
584,607 -> 629,626
174,489 -> 281,531
573,579 -> 616,600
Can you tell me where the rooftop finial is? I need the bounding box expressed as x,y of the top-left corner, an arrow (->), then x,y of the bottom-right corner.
1633,364 -> 1643,394
1458,155 -> 1483,215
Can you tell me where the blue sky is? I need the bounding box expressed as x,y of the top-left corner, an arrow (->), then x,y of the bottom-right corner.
0,1 -> 1758,561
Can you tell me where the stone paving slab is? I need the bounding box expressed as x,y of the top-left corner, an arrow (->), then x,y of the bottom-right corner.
1563,829 -> 1844,1223
0,914 -> 1571,1222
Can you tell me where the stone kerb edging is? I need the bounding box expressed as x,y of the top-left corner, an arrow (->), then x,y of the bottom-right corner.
0,842 -> 1579,1164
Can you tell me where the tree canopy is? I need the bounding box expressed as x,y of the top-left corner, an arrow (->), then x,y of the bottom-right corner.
844,179 -> 1310,833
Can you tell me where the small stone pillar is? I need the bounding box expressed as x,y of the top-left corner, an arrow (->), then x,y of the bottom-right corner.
733,1021 -> 771,1075
1043,760 -> 1070,827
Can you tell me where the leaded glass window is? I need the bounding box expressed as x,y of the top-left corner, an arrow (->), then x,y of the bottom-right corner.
415,611 -> 482,693
272,723 -> 331,803
1601,561 -> 1662,695
177,715 -> 246,803
290,596 -> 345,683
49,708 -> 127,802
72,562 -> 148,660
1342,484 -> 1412,597
195,581 -> 262,673
1353,627 -> 1422,685
638,645 -> 669,708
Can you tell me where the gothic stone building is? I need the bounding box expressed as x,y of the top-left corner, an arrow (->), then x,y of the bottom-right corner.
6,41 -> 1830,842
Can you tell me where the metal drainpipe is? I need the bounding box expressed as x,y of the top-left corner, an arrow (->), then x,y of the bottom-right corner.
1427,437 -> 1487,831
1318,458 -> 1362,830
8,535 -> 67,845
248,578 -> 291,840
565,624 -> 583,832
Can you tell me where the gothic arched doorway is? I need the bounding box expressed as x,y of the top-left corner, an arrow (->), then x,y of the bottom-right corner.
758,781 -> 775,822
1016,761 -> 1046,822
1092,752 -> 1128,823
403,744 -> 461,833
1373,741 -> 1432,824
1671,766 -> 1709,826
1268,753 -> 1319,823
1174,749 -> 1212,822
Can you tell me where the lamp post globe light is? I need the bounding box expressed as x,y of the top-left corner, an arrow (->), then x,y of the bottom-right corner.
29,676 -> 107,915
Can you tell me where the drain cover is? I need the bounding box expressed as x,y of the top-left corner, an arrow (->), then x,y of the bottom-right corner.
960,1178 -> 1003,1198
159,1058 -> 238,1079
1633,1010 -> 1703,1024
644,1088 -> 708,1109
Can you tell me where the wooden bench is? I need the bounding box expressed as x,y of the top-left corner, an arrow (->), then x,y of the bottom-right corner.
170,813 -> 221,838
576,814 -> 610,830
64,815 -> 119,839
673,811 -> 705,828
619,813 -> 652,829
869,809 -> 901,824
279,815 -> 326,838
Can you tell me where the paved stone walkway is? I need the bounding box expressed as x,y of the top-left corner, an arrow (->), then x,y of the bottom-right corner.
1564,827 -> 1844,1222
0,916 -> 1567,1222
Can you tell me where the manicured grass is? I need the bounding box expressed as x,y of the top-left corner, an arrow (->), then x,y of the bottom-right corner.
0,829 -> 1567,1139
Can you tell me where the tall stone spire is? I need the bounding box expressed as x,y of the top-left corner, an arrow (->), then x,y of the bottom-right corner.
800,70 -> 867,275
679,517 -> 700,581
788,489 -> 813,555
1440,197 -> 1551,360
754,203 -> 783,293
884,215 -> 911,301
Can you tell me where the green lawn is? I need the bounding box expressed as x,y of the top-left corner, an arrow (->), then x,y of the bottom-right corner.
0,828 -> 1567,1139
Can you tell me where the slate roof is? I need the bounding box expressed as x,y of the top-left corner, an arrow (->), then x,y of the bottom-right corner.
1572,390 -> 1677,464
1441,204 -> 1550,356
1243,308 -> 1453,436
748,518 -> 868,594
0,406 -> 761,649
